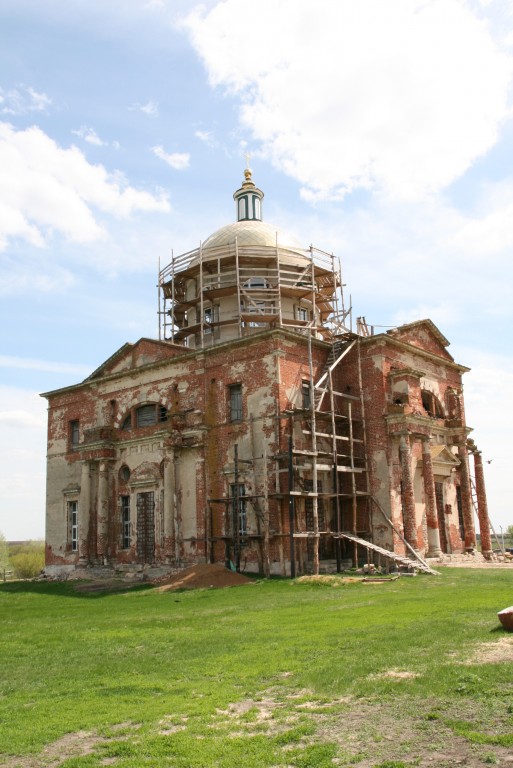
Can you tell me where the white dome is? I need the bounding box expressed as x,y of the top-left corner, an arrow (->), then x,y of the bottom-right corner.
202,219 -> 305,252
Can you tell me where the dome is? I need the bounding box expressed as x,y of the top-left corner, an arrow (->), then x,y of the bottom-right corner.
202,219 -> 305,251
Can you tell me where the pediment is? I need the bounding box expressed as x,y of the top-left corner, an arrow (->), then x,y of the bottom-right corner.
419,444 -> 460,477
430,445 -> 460,466
86,338 -> 182,380
387,320 -> 454,362
128,461 -> 162,486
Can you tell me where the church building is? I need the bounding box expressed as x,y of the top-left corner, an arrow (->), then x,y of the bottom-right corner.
42,167 -> 492,577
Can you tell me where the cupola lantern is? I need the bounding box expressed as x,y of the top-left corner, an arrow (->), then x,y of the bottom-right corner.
233,162 -> 264,222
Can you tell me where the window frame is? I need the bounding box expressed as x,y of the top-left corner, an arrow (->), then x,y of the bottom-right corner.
68,500 -> 78,552
120,495 -> 131,549
69,420 -> 80,451
296,306 -> 309,323
228,383 -> 243,423
230,482 -> 247,539
202,304 -> 220,335
302,381 -> 312,410
121,404 -> 168,431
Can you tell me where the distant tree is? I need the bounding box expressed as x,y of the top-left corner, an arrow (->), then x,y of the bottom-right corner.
0,531 -> 9,577
506,525 -> 513,541
9,540 -> 44,579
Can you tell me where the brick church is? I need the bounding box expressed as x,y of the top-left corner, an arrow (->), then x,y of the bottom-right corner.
42,167 -> 492,577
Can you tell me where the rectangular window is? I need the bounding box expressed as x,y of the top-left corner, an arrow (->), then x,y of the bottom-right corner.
203,304 -> 219,334
70,420 -> 80,451
120,496 -> 131,549
296,307 -> 308,322
68,500 -> 78,552
229,384 -> 242,422
230,483 -> 247,539
302,381 -> 311,409
245,300 -> 274,327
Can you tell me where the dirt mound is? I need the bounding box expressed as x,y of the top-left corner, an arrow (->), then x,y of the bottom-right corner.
154,563 -> 253,592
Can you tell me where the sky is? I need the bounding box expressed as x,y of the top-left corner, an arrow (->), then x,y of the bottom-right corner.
0,0 -> 512,542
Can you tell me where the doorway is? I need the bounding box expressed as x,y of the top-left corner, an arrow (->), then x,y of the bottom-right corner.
434,481 -> 448,553
136,491 -> 155,562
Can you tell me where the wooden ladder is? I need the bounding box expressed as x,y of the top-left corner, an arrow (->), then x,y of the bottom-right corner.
335,532 -> 439,575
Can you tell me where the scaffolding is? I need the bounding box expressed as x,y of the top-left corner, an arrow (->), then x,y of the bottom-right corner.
277,331 -> 371,575
200,328 -> 375,577
158,239 -> 351,346
159,236 -> 434,576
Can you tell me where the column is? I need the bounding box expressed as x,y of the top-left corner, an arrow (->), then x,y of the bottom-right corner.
173,451 -> 182,564
78,461 -> 91,564
421,439 -> 442,557
163,453 -> 175,561
456,436 -> 476,551
473,451 -> 492,558
399,435 -> 418,549
97,461 -> 110,564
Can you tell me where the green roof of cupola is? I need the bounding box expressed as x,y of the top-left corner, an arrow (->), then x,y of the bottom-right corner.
233,164 -> 264,222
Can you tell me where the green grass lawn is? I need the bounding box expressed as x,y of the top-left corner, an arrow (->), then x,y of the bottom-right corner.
1,568 -> 512,768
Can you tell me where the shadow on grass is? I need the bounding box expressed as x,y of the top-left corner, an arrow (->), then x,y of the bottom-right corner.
0,580 -> 155,599
488,624 -> 512,634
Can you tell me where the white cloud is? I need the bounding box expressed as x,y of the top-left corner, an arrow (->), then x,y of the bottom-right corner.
182,0 -> 513,202
0,258 -> 76,297
152,145 -> 190,169
129,100 -> 159,116
457,350 -> 513,531
0,84 -> 52,115
0,387 -> 47,540
72,125 -> 107,147
0,122 -> 170,250
274,178 -> 513,337
195,129 -> 216,147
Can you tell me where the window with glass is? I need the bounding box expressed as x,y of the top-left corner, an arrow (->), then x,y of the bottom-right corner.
302,381 -> 311,409
229,384 -> 242,422
70,420 -> 80,451
230,483 -> 247,539
203,305 -> 219,334
68,500 -> 78,552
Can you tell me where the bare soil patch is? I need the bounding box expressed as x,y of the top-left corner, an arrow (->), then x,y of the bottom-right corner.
213,689 -> 513,767
4,693 -> 513,767
154,563 -> 253,591
467,636 -> 513,664
295,575 -> 361,586
370,669 -> 419,680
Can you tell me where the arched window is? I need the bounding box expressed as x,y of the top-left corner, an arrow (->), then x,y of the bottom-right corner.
120,404 -> 168,430
119,465 -> 131,482
244,276 -> 269,289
